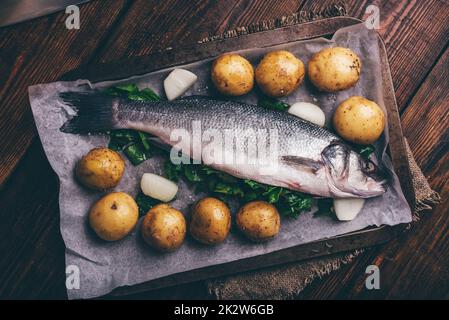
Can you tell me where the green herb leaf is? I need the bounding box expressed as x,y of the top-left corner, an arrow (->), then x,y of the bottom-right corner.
135,192 -> 160,216
202,166 -> 219,175
108,129 -> 138,151
183,165 -> 203,182
139,88 -> 162,101
315,198 -> 334,217
355,144 -> 375,160
106,83 -> 139,96
258,97 -> 290,111
213,182 -> 233,194
138,131 -> 151,151
263,186 -> 283,203
124,143 -> 151,165
243,191 -> 258,202
244,179 -> 264,191
278,191 -> 313,218
164,160 -> 182,182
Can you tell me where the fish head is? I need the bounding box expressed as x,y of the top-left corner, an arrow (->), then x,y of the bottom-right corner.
322,142 -> 386,198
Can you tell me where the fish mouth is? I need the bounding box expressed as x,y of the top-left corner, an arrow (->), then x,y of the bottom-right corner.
321,142 -> 387,198
324,167 -> 386,198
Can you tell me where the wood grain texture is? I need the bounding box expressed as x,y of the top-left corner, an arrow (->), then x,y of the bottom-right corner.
95,0 -> 304,63
0,141 -> 66,298
401,47 -> 449,173
0,0 -> 128,187
96,0 -> 241,62
0,0 -> 447,299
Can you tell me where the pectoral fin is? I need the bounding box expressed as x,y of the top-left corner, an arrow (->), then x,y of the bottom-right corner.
280,155 -> 324,173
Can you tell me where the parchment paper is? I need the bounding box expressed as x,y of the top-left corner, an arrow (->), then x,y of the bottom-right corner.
28,23 -> 412,299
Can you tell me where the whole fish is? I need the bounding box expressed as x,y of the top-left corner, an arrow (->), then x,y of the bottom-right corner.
60,92 -> 386,198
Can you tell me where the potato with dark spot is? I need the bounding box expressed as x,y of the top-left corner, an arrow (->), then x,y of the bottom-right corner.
76,147 -> 125,190
308,47 -> 361,92
141,204 -> 186,252
255,50 -> 305,97
211,54 -> 254,96
236,201 -> 280,242
333,96 -> 385,145
190,197 -> 231,245
89,192 -> 138,241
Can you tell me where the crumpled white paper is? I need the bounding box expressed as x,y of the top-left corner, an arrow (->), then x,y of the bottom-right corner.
28,23 -> 411,299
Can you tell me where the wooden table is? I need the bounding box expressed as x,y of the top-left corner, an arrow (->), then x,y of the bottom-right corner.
0,0 -> 447,299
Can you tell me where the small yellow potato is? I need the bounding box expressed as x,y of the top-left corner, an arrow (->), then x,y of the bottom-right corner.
236,201 -> 280,242
141,204 -> 186,252
211,54 -> 254,96
76,147 -> 125,190
190,197 -> 231,245
333,96 -> 385,145
255,50 -> 305,97
308,47 -> 361,92
89,192 -> 138,241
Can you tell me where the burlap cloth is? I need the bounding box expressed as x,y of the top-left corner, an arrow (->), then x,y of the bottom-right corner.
202,5 -> 441,300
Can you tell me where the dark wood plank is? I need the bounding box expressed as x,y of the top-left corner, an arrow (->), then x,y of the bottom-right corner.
0,141 -> 66,299
401,48 -> 449,173
95,0 -> 242,62
0,0 -> 128,187
206,0 -> 303,35
94,0 -> 305,64
375,0 -> 449,112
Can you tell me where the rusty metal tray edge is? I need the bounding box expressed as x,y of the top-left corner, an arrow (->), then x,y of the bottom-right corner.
61,16 -> 414,297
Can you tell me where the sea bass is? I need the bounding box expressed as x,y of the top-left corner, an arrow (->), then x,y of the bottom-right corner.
60,92 -> 386,198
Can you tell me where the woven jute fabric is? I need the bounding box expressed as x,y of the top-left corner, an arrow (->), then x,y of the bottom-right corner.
202,5 -> 440,299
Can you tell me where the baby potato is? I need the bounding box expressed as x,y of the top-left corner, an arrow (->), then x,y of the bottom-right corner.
190,197 -> 231,245
141,204 -> 186,252
255,50 -> 305,97
211,54 -> 254,96
333,96 -> 385,145
89,192 -> 138,241
308,47 -> 361,92
76,147 -> 125,190
236,201 -> 280,242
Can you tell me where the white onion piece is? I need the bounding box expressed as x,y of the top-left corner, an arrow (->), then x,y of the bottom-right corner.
333,198 -> 365,221
288,102 -> 326,127
140,173 -> 178,202
163,69 -> 198,101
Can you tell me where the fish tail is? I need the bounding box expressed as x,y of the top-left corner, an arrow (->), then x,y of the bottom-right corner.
60,91 -> 116,133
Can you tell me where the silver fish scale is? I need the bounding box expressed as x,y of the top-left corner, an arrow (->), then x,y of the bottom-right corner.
116,97 -> 339,160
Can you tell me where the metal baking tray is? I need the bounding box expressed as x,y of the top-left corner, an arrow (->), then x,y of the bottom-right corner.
62,16 -> 414,296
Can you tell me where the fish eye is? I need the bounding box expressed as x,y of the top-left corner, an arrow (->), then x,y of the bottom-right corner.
364,161 -> 376,173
